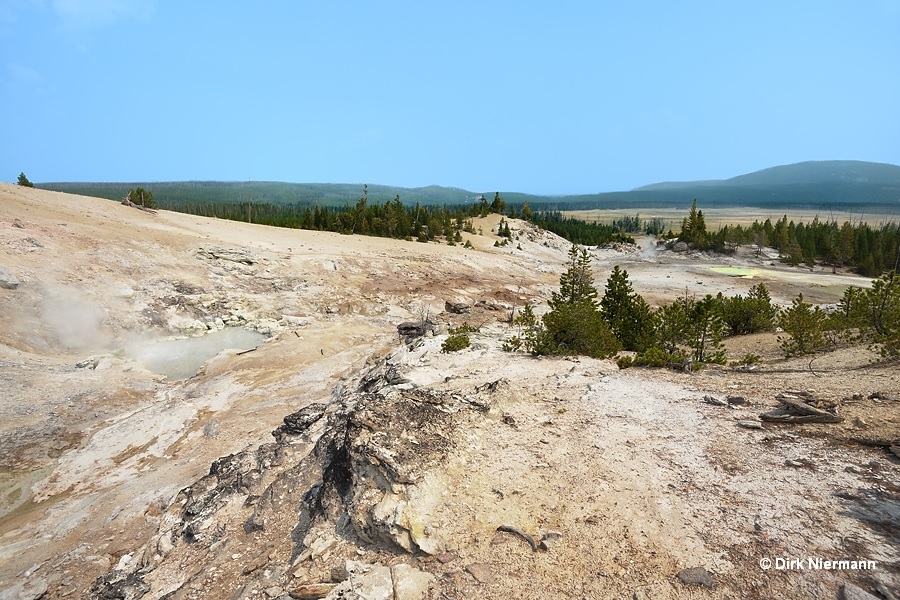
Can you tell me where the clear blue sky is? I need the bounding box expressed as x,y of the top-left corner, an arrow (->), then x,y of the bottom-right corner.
2,1 -> 898,194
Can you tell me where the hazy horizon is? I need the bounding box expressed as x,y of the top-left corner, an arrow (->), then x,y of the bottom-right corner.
2,2 -> 898,194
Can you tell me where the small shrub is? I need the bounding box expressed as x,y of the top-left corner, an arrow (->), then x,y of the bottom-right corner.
634,347 -> 683,368
502,336 -> 523,352
778,294 -> 828,357
441,333 -> 470,353
718,284 -> 777,335
449,322 -> 479,335
616,355 -> 634,369
17,172 -> 34,188
730,353 -> 761,367
463,240 -> 474,249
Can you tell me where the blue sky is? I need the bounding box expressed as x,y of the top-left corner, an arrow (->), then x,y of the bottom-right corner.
2,1 -> 898,194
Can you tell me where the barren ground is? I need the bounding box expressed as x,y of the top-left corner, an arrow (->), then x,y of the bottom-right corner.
0,185 -> 897,600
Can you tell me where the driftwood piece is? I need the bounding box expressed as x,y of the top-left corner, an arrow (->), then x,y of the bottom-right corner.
760,393 -> 843,424
496,525 -> 538,551
851,437 -> 900,459
121,198 -> 158,214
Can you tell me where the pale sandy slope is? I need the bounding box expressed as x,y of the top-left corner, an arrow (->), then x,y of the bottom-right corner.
0,185 -> 897,599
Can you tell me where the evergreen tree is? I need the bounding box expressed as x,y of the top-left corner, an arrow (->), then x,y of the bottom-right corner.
684,295 -> 727,364
865,271 -> 900,355
17,172 -> 34,187
521,202 -> 533,221
778,294 -> 828,356
550,245 -> 598,309
654,300 -> 690,356
490,192 -> 506,214
126,187 -> 155,208
600,265 -> 656,351
680,199 -> 708,248
717,283 -> 777,335
534,244 -> 619,358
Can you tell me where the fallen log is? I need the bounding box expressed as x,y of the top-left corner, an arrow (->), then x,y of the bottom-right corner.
760,394 -> 843,424
851,437 -> 900,459
121,198 -> 158,214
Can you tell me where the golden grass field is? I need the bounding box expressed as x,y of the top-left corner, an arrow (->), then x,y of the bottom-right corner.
564,206 -> 900,230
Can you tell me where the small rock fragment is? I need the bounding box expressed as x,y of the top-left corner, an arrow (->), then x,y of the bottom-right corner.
841,582 -> 882,600
330,563 -> 349,583
435,552 -> 457,564
726,395 -> 748,405
0,266 -> 21,290
444,300 -> 470,314
539,530 -> 563,551
288,583 -> 336,599
703,395 -> 728,407
676,566 -> 715,588
391,563 -> 435,600
737,420 -> 763,430
465,563 -> 495,584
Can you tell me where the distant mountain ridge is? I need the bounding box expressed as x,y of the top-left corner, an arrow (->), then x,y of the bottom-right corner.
38,160 -> 900,212
636,160 -> 900,191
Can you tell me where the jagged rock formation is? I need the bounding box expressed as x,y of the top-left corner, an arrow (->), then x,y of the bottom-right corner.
91,353 -> 501,599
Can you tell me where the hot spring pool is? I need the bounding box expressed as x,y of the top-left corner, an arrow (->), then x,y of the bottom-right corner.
710,266 -> 759,278
126,328 -> 266,380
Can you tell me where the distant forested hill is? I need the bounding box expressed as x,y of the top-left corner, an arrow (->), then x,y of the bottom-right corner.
36,181 -> 552,208
38,160 -> 900,212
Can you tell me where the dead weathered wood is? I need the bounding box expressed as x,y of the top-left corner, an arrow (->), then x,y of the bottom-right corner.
120,198 -> 158,214
760,394 -> 843,424
851,437 -> 900,459
236,347 -> 258,356
496,524 -> 538,551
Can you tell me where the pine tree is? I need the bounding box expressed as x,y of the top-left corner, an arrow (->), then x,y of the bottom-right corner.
654,300 -> 689,355
550,245 -> 598,309
680,199 -> 708,248
17,172 -> 34,187
778,294 -> 828,356
126,187 -> 155,209
866,271 -> 900,355
521,202 -> 533,221
600,265 -> 656,351
684,295 -> 727,364
534,244 -> 619,358
490,192 -> 506,214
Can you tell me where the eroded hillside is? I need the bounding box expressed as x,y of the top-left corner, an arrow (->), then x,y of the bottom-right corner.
1,185 -> 897,600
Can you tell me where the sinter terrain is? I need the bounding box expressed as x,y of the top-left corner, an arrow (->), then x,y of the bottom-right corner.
0,185 -> 897,600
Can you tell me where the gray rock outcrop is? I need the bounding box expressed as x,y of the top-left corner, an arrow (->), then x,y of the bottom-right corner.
0,265 -> 20,289
90,359 -> 500,598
